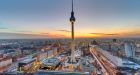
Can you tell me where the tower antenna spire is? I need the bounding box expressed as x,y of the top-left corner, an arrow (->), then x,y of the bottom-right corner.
72,0 -> 73,12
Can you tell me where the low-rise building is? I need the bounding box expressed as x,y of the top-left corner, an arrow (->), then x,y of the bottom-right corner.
0,57 -> 12,73
0,57 -> 12,68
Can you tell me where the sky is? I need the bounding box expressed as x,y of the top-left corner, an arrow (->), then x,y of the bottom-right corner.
0,0 -> 140,39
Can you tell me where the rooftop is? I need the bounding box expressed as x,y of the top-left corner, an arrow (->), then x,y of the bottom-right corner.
35,70 -> 89,75
19,58 -> 36,64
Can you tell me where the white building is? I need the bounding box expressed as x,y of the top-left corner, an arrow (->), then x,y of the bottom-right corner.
97,47 -> 123,66
0,57 -> 12,68
38,52 -> 48,61
93,45 -> 140,70
124,42 -> 135,58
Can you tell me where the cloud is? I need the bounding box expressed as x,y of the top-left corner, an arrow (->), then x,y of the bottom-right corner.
0,32 -> 67,39
8,30 -> 34,33
90,33 -> 118,35
106,34 -> 118,35
0,27 -> 8,29
17,31 -> 33,33
40,32 -> 49,35
57,30 -> 71,32
0,32 -> 49,39
54,34 -> 65,37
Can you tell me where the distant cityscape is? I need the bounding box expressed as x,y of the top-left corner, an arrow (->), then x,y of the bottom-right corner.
0,0 -> 140,75
0,38 -> 140,75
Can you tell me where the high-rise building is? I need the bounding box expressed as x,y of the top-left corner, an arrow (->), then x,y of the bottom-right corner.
113,39 -> 117,43
124,41 -> 135,58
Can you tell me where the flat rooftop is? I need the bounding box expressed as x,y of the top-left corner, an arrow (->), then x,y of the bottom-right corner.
19,58 -> 35,64
35,70 -> 89,75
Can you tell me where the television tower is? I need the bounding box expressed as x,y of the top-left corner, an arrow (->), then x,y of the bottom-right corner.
70,0 -> 76,63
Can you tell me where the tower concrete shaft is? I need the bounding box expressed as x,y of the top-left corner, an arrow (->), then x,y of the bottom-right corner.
71,22 -> 76,63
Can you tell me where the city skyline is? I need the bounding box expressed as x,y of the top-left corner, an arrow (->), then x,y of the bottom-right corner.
0,0 -> 140,39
